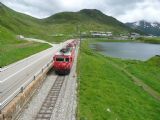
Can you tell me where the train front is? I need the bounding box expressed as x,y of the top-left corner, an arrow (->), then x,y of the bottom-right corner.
53,55 -> 72,75
53,41 -> 76,75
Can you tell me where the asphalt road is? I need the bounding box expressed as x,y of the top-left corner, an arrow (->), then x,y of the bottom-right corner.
22,37 -> 54,46
18,41 -> 79,120
0,40 -> 73,109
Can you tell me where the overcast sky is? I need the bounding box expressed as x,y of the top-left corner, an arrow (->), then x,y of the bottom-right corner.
1,0 -> 160,23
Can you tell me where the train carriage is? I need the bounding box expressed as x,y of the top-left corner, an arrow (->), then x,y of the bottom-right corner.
53,45 -> 75,75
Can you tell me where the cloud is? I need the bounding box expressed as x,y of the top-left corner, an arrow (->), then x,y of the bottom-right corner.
1,0 -> 62,18
1,0 -> 160,23
117,0 -> 160,22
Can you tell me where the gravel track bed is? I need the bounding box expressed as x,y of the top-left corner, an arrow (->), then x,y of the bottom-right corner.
17,71 -> 57,120
17,45 -> 79,120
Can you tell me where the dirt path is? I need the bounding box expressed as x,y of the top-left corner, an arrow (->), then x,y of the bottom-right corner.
20,36 -> 54,46
108,60 -> 160,101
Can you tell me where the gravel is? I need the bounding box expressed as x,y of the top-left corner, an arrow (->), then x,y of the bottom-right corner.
49,46 -> 78,120
17,71 -> 57,120
50,65 -> 77,120
17,45 -> 79,120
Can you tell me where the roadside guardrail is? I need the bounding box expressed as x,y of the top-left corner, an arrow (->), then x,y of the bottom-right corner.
0,60 -> 53,111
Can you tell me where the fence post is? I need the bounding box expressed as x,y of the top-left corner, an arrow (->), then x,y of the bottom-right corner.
0,112 -> 4,120
0,103 -> 2,112
20,87 -> 24,93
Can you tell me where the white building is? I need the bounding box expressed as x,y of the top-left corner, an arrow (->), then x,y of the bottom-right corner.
130,33 -> 140,38
90,31 -> 112,37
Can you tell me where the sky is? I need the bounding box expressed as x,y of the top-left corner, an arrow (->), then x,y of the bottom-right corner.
1,0 -> 160,23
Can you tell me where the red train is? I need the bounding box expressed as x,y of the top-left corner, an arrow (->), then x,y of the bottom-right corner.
53,40 -> 78,75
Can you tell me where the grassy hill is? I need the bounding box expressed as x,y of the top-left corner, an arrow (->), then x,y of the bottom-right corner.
0,24 -> 50,67
136,37 -> 160,44
0,3 -> 139,66
0,4 -> 50,67
44,9 -> 134,35
0,3 -> 51,40
78,40 -> 160,120
0,3 -> 138,42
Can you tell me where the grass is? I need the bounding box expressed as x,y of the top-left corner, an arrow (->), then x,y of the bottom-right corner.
0,4 -> 139,66
44,9 -> 133,35
108,55 -> 160,94
126,60 -> 160,92
0,42 -> 50,67
86,38 -> 134,43
0,4 -> 138,43
78,40 -> 160,120
0,25 -> 50,67
136,37 -> 160,44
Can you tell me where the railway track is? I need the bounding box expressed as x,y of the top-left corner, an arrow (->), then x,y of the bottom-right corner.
35,76 -> 65,120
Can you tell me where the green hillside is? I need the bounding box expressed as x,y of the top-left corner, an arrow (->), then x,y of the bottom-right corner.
78,40 -> 160,120
0,23 -> 50,67
0,3 -> 49,39
0,3 -> 137,42
0,3 -> 139,66
44,9 -> 134,34
0,4 -> 50,67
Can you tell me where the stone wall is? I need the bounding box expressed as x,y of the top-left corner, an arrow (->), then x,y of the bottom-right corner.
0,66 -> 51,120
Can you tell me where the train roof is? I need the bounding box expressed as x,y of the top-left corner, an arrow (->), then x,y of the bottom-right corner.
55,47 -> 74,56
55,51 -> 72,56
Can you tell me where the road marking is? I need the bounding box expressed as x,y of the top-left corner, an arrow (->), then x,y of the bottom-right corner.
0,41 -> 70,72
0,40 -> 74,110
0,47 -> 55,73
23,37 -> 54,46
0,63 -> 53,110
0,48 -> 57,83
0,41 -> 70,83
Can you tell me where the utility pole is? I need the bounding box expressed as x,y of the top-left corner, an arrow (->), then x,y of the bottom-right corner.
80,30 -> 82,49
76,24 -> 81,120
77,25 -> 81,49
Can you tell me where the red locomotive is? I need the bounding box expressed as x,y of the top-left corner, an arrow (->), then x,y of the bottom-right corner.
67,41 -> 76,48
53,42 -> 76,75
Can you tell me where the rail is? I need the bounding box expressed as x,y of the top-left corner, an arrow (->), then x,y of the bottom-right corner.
35,76 -> 65,119
0,39 -> 75,111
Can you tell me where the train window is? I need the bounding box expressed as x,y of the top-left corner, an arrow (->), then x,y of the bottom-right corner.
56,58 -> 64,62
65,58 -> 69,62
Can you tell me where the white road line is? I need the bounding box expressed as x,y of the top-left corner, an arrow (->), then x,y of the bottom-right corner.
0,41 -> 69,82
0,47 -> 54,73
23,38 -> 54,46
0,61 -> 53,109
0,48 -> 57,83
0,40 -> 71,82
0,40 -> 74,110
0,76 -> 32,108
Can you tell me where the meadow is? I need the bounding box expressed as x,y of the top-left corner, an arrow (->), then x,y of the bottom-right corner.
78,40 -> 160,120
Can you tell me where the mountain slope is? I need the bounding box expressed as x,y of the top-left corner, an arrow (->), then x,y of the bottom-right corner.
126,20 -> 160,36
0,3 -> 138,42
44,9 -> 134,34
0,3 -> 46,37
0,3 -> 50,67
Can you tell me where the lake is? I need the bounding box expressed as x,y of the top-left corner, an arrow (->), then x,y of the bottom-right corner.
90,42 -> 160,61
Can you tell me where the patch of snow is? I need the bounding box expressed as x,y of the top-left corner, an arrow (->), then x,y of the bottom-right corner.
133,21 -> 140,26
151,23 -> 158,27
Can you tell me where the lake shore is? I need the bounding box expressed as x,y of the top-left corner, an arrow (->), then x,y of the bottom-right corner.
90,41 -> 160,61
78,40 -> 160,120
